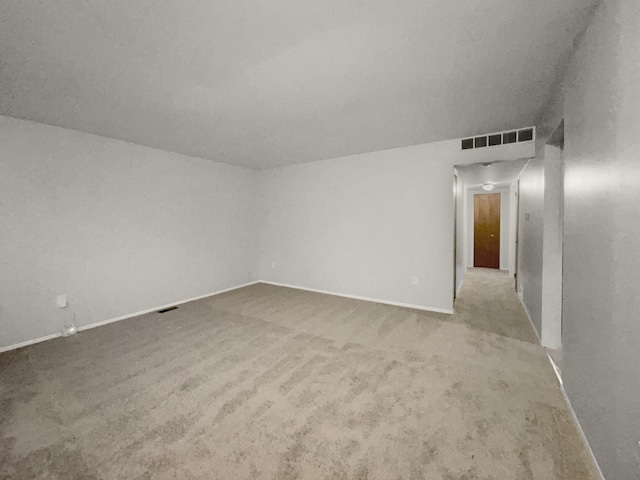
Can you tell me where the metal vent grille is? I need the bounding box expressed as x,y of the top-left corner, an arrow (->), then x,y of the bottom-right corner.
158,306 -> 178,314
461,127 -> 535,150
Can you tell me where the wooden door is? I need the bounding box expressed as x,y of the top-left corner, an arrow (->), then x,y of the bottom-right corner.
474,193 -> 500,268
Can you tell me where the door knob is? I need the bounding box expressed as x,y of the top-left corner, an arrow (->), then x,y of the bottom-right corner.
491,234 -> 494,237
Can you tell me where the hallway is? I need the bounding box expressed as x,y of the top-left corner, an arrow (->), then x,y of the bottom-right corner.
1,271 -> 599,479
453,268 -> 539,344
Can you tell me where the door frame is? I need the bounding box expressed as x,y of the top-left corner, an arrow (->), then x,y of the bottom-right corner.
466,187 -> 510,271
473,192 -> 501,269
453,172 -> 458,300
514,178 -> 520,291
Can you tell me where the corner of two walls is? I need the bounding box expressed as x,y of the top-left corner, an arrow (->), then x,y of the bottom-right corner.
454,171 -> 466,296
0,113 -> 535,350
558,0 -> 640,477
0,115 -> 260,350
516,146 -> 545,337
523,0 -> 640,476
257,140 -> 534,314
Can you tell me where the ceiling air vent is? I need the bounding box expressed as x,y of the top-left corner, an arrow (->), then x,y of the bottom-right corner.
518,128 -> 534,142
488,134 -> 502,146
503,131 -> 517,144
474,136 -> 487,148
461,127 -> 535,151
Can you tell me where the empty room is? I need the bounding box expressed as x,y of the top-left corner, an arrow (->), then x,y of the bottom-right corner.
1,1 -> 638,479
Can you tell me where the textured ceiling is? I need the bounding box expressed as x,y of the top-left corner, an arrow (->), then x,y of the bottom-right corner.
457,159 -> 529,189
0,0 -> 597,168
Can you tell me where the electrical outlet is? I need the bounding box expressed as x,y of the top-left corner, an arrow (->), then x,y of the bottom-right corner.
271,261 -> 276,269
411,276 -> 419,286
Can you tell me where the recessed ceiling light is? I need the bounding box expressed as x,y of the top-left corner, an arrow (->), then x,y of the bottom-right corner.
482,183 -> 494,191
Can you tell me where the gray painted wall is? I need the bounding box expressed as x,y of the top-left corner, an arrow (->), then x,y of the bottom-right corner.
0,116 -> 259,349
540,145 -> 563,350
561,0 -> 640,477
259,139 -> 534,313
516,158 -> 544,336
0,117 -> 534,348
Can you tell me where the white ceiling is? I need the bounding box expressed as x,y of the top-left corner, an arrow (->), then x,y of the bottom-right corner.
456,159 -> 529,189
0,0 -> 597,169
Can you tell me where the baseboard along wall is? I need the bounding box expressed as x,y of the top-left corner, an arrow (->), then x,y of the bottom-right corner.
0,281 -> 260,353
259,281 -> 454,315
546,354 -> 606,480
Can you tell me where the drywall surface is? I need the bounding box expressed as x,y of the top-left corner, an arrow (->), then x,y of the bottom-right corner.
540,144 -> 563,350
465,188 -> 510,271
259,139 -> 534,312
516,158 -> 544,336
0,1 -> 596,169
561,0 -> 640,477
0,116 -> 259,349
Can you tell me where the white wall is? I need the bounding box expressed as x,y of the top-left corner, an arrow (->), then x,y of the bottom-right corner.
0,116 -> 259,349
465,188 -> 510,271
258,139 -> 534,313
516,157 -> 544,336
540,144 -> 563,350
559,0 -> 640,477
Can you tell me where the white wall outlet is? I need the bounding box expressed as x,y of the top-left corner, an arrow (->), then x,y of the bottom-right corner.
411,276 -> 419,286
56,294 -> 68,308
271,261 -> 276,269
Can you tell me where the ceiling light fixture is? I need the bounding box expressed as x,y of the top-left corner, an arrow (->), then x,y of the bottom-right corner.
482,183 -> 494,191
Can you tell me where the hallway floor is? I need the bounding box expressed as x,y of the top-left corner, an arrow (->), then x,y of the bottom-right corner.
1,270 -> 599,479
454,268 -> 540,344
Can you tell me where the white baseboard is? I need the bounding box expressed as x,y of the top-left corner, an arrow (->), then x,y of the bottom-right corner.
0,281 -> 260,354
76,281 -> 260,334
2,279 -> 451,352
259,281 -> 454,315
546,353 -> 563,386
0,333 -> 62,354
550,362 -> 606,480
517,294 -> 541,344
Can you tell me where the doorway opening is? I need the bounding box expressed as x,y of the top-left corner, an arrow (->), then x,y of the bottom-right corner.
450,158 -> 538,344
541,120 -> 565,377
454,158 -> 528,291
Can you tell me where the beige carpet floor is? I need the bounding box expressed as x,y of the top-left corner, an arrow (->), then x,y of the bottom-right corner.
0,268 -> 599,479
